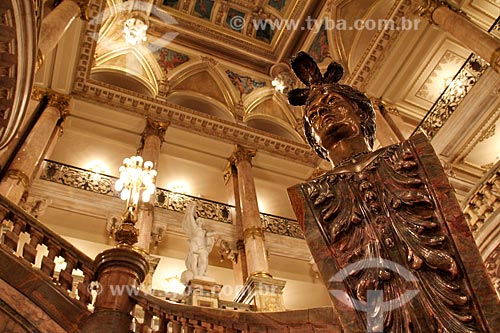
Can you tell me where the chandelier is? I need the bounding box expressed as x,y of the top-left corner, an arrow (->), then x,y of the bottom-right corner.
123,16 -> 148,46
114,155 -> 157,245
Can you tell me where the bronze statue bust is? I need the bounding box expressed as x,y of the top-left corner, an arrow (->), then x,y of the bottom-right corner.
287,52 -> 500,333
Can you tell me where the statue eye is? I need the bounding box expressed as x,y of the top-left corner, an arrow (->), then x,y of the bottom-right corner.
328,97 -> 336,105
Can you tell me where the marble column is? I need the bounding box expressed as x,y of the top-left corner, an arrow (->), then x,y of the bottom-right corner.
230,145 -> 269,278
223,161 -> 248,285
417,0 -> 500,74
37,0 -> 89,69
229,145 -> 286,312
0,89 -> 69,204
135,119 -> 168,252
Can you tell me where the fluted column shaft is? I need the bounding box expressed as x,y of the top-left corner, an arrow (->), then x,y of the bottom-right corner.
231,145 -> 270,278
135,119 -> 168,251
223,161 -> 248,285
38,0 -> 88,69
417,1 -> 500,74
0,90 -> 69,203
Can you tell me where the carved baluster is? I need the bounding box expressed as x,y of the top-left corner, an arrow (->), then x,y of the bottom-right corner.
182,318 -> 194,333
464,204 -> 483,231
492,175 -> 500,192
59,253 -> 76,291
77,266 -> 94,306
483,183 -> 500,209
171,320 -> 182,333
473,193 -> 491,219
22,228 -> 42,264
158,314 -> 168,333
138,308 -> 153,333
41,240 -> 60,277
3,215 -> 25,252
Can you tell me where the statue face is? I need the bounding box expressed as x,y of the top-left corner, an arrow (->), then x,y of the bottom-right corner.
305,88 -> 362,151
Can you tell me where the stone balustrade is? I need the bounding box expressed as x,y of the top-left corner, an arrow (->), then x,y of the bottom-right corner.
131,290 -> 341,333
0,193 -> 95,308
462,160 -> 500,234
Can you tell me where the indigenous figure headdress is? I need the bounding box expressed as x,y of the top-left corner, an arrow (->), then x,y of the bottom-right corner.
287,52 -> 376,160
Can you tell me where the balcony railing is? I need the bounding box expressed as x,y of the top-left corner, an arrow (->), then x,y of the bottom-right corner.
131,290 -> 341,333
40,160 -> 304,239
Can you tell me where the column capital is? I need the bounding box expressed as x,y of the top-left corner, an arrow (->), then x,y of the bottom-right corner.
230,145 -> 257,165
415,0 -> 464,23
31,88 -> 71,118
415,0 -> 443,20
141,118 -> 170,143
73,0 -> 90,20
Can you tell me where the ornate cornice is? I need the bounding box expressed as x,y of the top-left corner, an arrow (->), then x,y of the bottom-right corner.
231,145 -> 257,165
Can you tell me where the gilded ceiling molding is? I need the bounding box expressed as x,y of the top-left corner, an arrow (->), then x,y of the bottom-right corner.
346,0 -> 414,90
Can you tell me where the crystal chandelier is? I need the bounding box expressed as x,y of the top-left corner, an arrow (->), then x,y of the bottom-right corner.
123,17 -> 148,46
114,155 -> 157,245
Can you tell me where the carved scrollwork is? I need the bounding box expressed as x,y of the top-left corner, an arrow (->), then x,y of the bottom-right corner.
303,140 -> 484,332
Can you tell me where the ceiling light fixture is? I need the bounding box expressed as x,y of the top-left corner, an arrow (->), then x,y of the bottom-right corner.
123,16 -> 148,46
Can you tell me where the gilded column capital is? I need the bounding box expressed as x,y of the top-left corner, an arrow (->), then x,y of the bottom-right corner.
141,118 -> 170,143
415,0 -> 465,23
415,0 -> 442,20
73,0 -> 90,20
230,145 -> 257,165
31,88 -> 71,118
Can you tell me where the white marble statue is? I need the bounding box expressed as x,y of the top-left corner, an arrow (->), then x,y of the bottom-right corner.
181,201 -> 216,282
